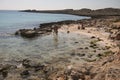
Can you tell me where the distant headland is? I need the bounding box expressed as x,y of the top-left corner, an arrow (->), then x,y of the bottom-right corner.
20,8 -> 120,17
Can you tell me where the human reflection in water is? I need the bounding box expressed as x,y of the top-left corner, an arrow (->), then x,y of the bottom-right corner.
52,25 -> 59,48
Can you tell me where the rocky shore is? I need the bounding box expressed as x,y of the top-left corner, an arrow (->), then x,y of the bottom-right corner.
1,15 -> 120,80
15,20 -> 77,38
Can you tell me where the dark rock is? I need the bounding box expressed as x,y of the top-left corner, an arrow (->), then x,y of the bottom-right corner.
91,36 -> 96,39
0,64 -> 12,79
88,54 -> 93,58
20,70 -> 30,78
97,54 -> 102,57
70,53 -> 76,56
71,74 -> 80,80
46,29 -> 52,32
116,32 -> 120,40
78,48 -> 83,49
81,26 -> 85,30
22,59 -> 31,68
90,73 -> 97,79
97,38 -> 103,41
77,53 -> 85,57
67,31 -> 70,33
22,59 -> 45,71
85,47 -> 89,49
15,31 -> 20,35
90,44 -> 97,49
78,26 -> 80,29
75,42 -> 79,43
34,64 -> 45,72
102,61 -> 109,66
15,29 -> 37,38
0,64 -> 11,72
93,50 -> 96,52
33,27 -> 37,30
2,71 -> 8,78
20,29 -> 37,38
70,70 -> 85,80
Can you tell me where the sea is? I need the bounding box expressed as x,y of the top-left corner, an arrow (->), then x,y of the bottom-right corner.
0,10 -> 90,63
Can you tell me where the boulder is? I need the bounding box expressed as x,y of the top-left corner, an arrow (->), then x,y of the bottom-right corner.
20,30 -> 37,38
15,29 -> 37,38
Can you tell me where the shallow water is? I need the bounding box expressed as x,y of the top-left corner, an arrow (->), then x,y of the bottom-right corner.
0,30 -> 92,64
0,10 -> 91,63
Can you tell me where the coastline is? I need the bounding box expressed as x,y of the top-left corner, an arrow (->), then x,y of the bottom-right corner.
20,8 -> 120,18
0,11 -> 120,79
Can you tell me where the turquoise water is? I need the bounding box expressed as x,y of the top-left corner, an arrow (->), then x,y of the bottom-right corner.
0,10 -> 90,63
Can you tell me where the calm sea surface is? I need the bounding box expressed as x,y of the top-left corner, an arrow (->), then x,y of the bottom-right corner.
0,10 -> 89,33
0,10 -> 90,63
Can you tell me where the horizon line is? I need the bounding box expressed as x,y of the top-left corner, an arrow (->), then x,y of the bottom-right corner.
0,7 -> 120,11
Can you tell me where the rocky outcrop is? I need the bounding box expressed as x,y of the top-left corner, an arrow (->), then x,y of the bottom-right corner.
15,26 -> 52,38
15,20 -> 77,38
15,29 -> 37,38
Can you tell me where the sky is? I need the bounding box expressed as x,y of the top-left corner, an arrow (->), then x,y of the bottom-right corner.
0,0 -> 120,10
